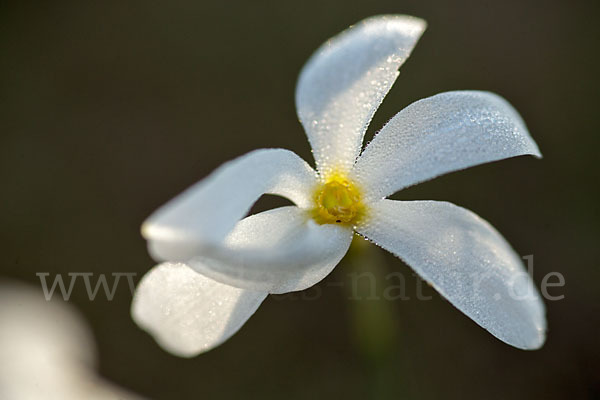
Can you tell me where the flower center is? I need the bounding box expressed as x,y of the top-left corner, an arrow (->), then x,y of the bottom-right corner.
311,173 -> 366,225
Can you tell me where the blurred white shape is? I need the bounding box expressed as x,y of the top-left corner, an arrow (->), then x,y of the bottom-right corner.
0,280 -> 144,400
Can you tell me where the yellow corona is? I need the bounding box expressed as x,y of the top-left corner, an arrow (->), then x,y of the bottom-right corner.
311,172 -> 367,226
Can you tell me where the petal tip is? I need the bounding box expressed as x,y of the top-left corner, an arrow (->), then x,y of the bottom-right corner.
362,14 -> 427,31
131,262 -> 267,357
512,329 -> 547,351
140,220 -> 152,238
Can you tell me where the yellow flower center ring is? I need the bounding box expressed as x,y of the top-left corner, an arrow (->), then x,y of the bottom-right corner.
311,172 -> 367,225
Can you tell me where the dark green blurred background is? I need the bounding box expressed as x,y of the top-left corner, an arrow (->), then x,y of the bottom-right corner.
1,0 -> 598,399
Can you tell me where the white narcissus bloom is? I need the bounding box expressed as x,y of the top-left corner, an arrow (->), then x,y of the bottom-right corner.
132,15 -> 546,357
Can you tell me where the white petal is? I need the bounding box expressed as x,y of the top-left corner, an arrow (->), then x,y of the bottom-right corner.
143,148 -> 317,261
187,206 -> 354,294
131,262 -> 267,357
296,15 -> 426,175
352,91 -> 542,201
356,200 -> 546,349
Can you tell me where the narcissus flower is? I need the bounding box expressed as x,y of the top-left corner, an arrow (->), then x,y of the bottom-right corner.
132,15 -> 546,357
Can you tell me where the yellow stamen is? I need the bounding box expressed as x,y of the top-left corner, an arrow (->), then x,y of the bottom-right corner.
311,172 -> 366,225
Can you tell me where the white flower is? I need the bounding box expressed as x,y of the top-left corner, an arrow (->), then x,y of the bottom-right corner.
131,15 -> 546,357
0,280 -> 144,400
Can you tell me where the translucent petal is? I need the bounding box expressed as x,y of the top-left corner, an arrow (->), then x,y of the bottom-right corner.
143,148 -> 318,261
296,15 -> 426,176
352,91 -> 542,201
131,262 -> 267,357
186,206 -> 354,294
356,200 -> 546,349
